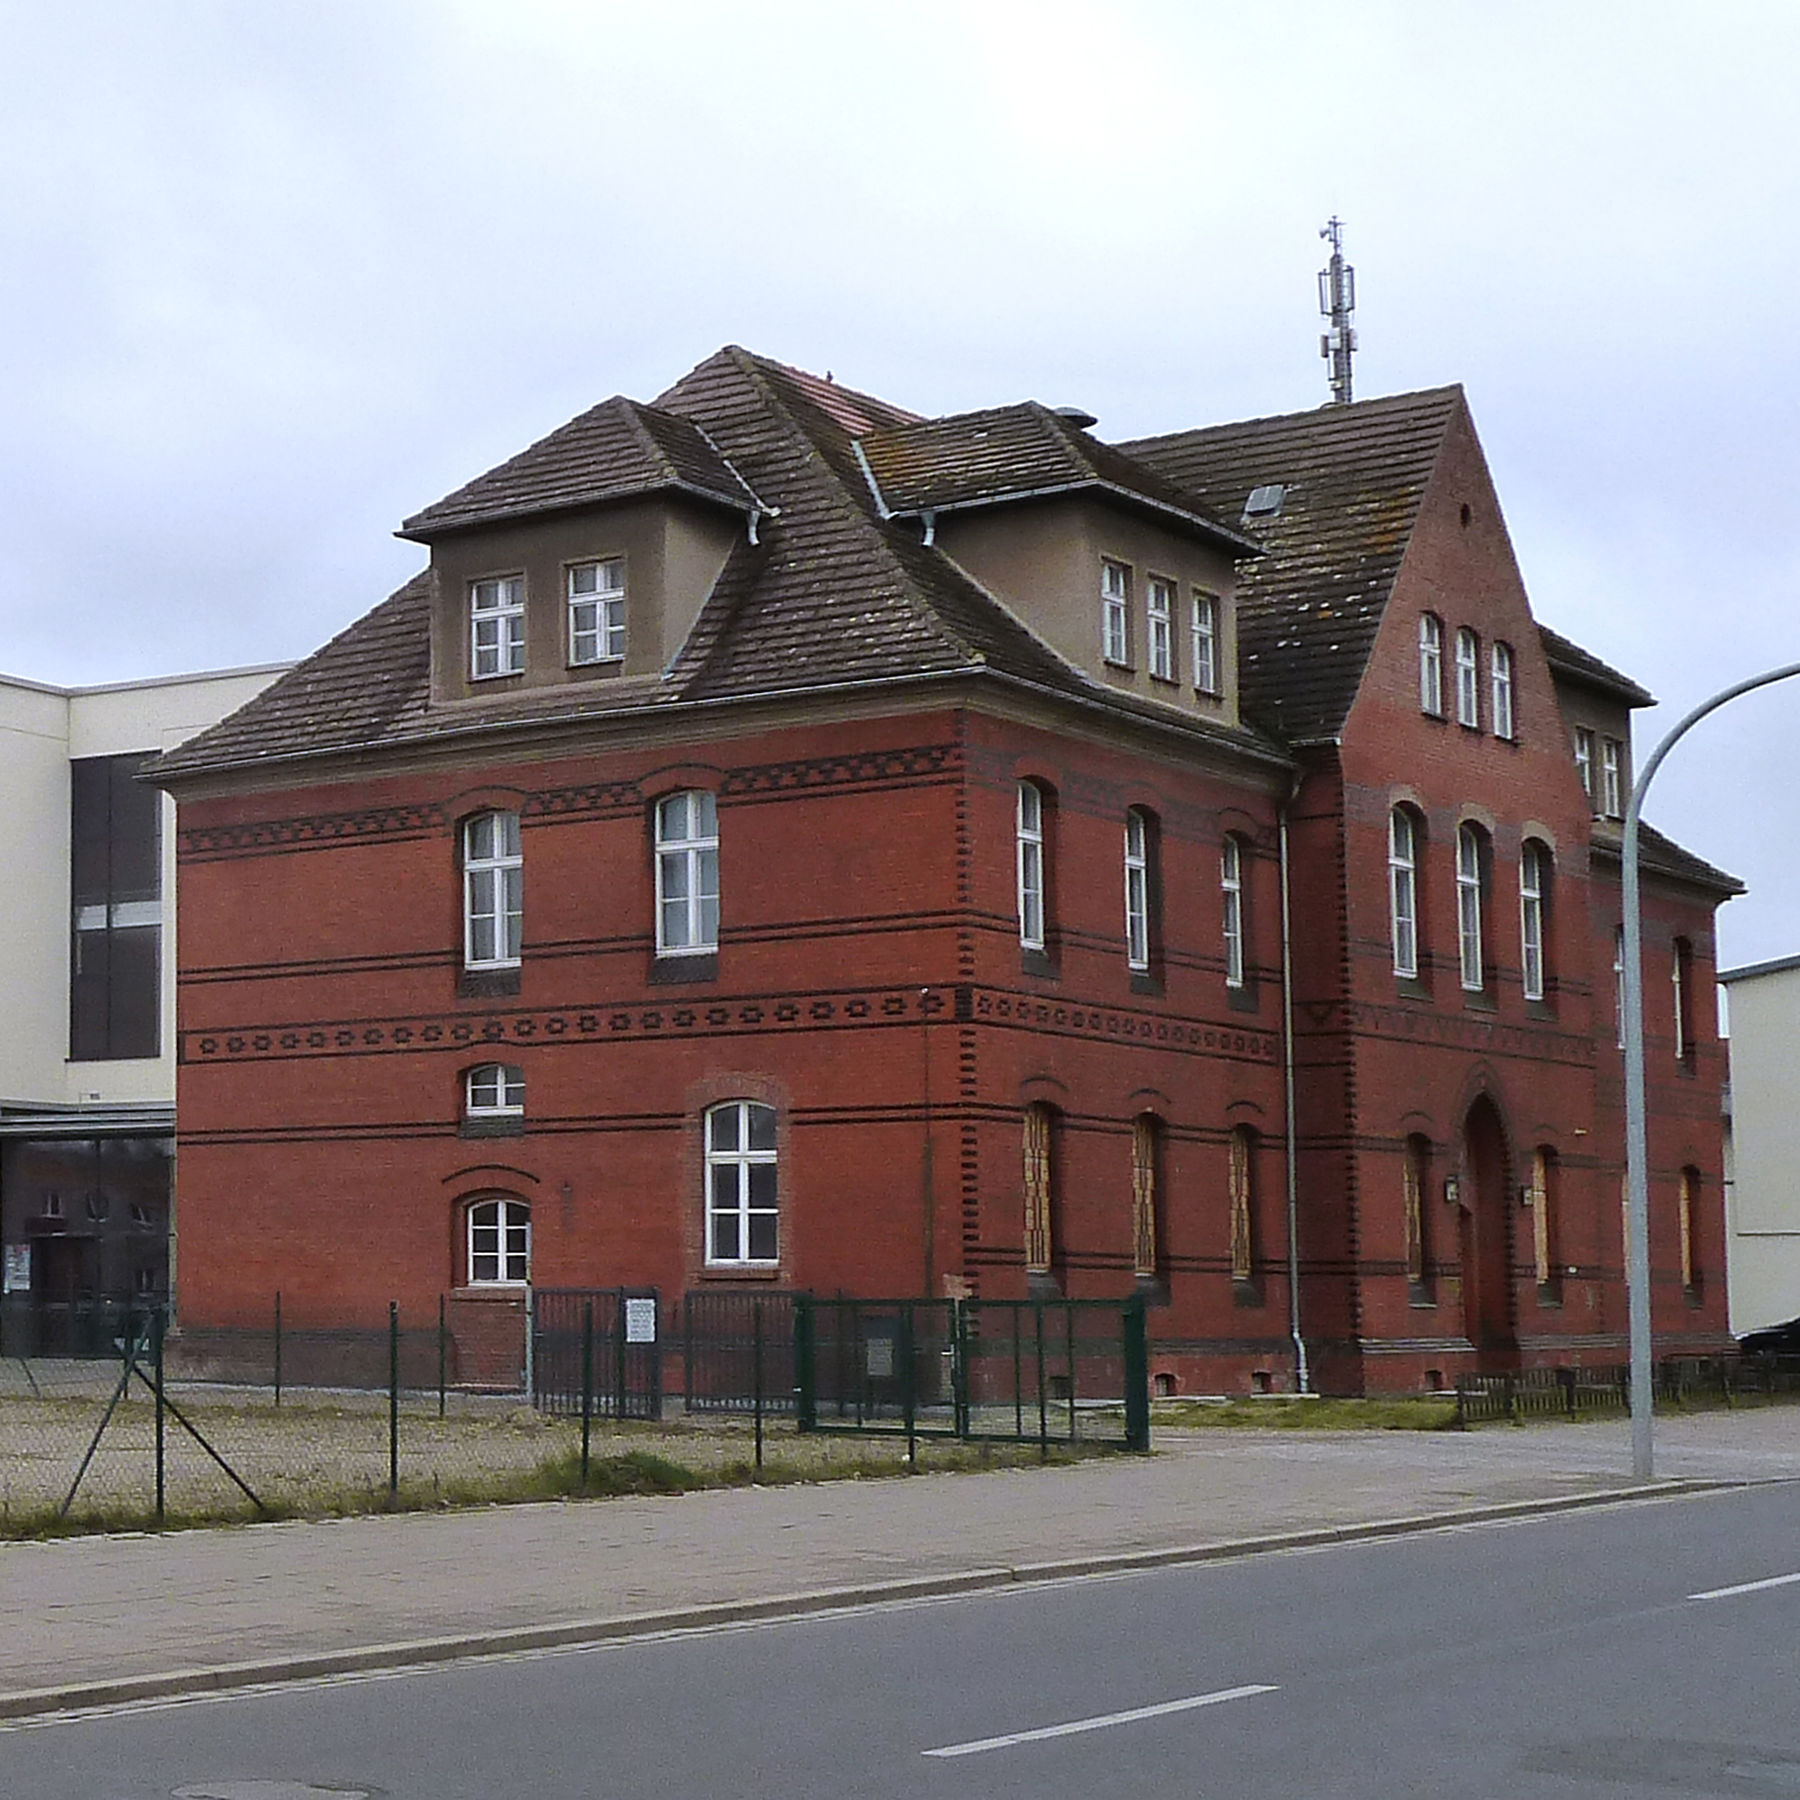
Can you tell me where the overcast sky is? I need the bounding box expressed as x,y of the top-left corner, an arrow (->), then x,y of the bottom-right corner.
3,0 -> 1797,969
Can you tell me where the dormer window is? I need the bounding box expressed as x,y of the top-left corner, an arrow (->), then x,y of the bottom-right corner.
1101,560 -> 1131,666
1192,592 -> 1220,696
568,559 -> 626,665
470,576 -> 525,679
1146,577 -> 1175,681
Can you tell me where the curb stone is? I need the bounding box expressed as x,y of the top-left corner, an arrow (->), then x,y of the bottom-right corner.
0,1477 -> 1752,1722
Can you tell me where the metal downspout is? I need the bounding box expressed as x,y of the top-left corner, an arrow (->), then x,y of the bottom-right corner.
1279,774 -> 1310,1393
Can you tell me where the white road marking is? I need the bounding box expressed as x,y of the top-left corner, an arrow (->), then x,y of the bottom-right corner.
921,1683 -> 1279,1758
1689,1571 -> 1800,1602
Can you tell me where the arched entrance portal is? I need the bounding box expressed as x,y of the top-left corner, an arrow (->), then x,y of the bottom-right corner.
1458,1095 -> 1518,1370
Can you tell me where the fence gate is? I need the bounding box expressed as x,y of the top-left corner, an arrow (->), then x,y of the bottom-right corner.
531,1288 -> 662,1421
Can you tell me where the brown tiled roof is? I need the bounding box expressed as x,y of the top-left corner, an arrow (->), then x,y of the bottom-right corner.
399,396 -> 765,540
153,348 -> 1287,783
857,404 -> 1255,551
1538,624 -> 1656,707
1590,820 -> 1744,897
1119,388 -> 1464,741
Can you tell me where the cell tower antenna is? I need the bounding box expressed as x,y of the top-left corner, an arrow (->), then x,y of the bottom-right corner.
1318,217 -> 1357,405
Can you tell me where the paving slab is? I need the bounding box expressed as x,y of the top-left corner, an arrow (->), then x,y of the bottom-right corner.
1,1410 -> 1793,1713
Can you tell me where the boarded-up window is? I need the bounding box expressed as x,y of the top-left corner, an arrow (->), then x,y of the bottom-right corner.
1679,1167 -> 1700,1292
1131,1114 -> 1160,1279
1531,1147 -> 1559,1292
1229,1126 -> 1256,1284
1023,1103 -> 1054,1275
1403,1135 -> 1431,1287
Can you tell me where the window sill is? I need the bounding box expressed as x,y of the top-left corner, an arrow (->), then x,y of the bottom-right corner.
1226,981 -> 1259,1014
1026,1270 -> 1063,1300
459,968 -> 521,999
1102,658 -> 1134,673
701,1264 -> 784,1282
651,952 -> 718,984
1461,991 -> 1497,1014
459,1116 -> 525,1139
1232,1279 -> 1263,1308
1020,948 -> 1058,980
1393,976 -> 1433,1002
1536,1282 -> 1564,1308
449,1284 -> 528,1301
1525,999 -> 1557,1022
1134,1274 -> 1170,1308
1408,1280 -> 1435,1308
1129,972 -> 1162,998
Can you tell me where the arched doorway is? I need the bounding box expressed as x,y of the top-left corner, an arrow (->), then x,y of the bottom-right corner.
1458,1095 -> 1518,1370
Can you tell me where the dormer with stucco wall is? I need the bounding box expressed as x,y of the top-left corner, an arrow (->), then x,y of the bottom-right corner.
855,404 -> 1257,728
399,395 -> 769,709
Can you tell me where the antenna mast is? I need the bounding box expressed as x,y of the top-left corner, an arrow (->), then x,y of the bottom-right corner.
1318,217 -> 1357,404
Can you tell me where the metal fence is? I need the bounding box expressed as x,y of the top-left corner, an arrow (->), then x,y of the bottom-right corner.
530,1288 -> 662,1421
682,1289 -> 798,1414
796,1295 -> 1149,1453
1455,1354 -> 1800,1426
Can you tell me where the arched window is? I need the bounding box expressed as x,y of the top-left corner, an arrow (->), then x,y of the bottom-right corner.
1229,1125 -> 1257,1290
656,791 -> 719,955
467,1197 -> 530,1285
1403,1134 -> 1432,1293
1679,1167 -> 1701,1294
1530,1146 -> 1559,1296
1221,835 -> 1246,989
1455,628 -> 1480,727
1123,809 -> 1155,973
1520,840 -> 1551,1001
1023,1102 -> 1057,1276
1456,824 -> 1488,993
1491,642 -> 1516,740
1131,1114 -> 1162,1281
465,1063 -> 524,1117
1389,807 -> 1420,979
705,1101 -> 778,1265
1017,781 -> 1047,952
1418,614 -> 1444,716
464,812 -> 522,969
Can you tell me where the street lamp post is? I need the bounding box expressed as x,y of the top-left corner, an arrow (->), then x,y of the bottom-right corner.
1622,660 -> 1800,1480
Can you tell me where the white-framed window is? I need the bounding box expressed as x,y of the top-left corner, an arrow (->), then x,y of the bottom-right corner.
1491,642 -> 1515,740
1221,835 -> 1245,988
1520,840 -> 1548,1001
1389,807 -> 1419,979
470,576 -> 525,679
655,790 -> 719,955
1146,576 -> 1175,681
1124,808 -> 1151,972
1101,559 -> 1131,665
1672,936 -> 1695,1063
1613,925 -> 1626,1049
1574,727 -> 1595,801
464,812 -> 523,969
705,1100 -> 778,1265
1419,614 -> 1445,716
1456,823 -> 1486,992
568,558 -> 625,665
467,1197 -> 530,1285
1455,628 -> 1480,727
1017,781 -> 1046,951
1599,736 -> 1625,818
465,1063 -> 525,1117
1191,591 -> 1220,696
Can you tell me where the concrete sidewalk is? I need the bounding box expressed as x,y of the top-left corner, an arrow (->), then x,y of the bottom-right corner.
2,1411 -> 1793,1717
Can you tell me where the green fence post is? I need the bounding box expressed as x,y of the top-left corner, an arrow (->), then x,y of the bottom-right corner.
953,1299 -> 970,1439
1123,1293 -> 1150,1453
388,1301 -> 400,1499
901,1302 -> 916,1466
1012,1306 -> 1024,1439
581,1298 -> 594,1489
753,1298 -> 765,1474
1064,1302 -> 1078,1442
1035,1301 -> 1049,1461
273,1289 -> 282,1409
437,1294 -> 447,1420
615,1295 -> 628,1421
795,1295 -> 816,1433
153,1305 -> 167,1525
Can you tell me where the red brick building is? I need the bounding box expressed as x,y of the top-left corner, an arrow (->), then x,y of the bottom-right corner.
150,348 -> 1738,1393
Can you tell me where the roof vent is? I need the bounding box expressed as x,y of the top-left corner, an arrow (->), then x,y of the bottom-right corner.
1242,482 -> 1287,524
1052,406 -> 1098,429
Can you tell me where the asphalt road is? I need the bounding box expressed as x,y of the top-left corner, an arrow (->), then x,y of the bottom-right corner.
6,1483 -> 1798,1800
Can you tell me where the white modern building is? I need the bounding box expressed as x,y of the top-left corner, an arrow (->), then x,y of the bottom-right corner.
1719,953 -> 1800,1339
0,664 -> 286,1343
